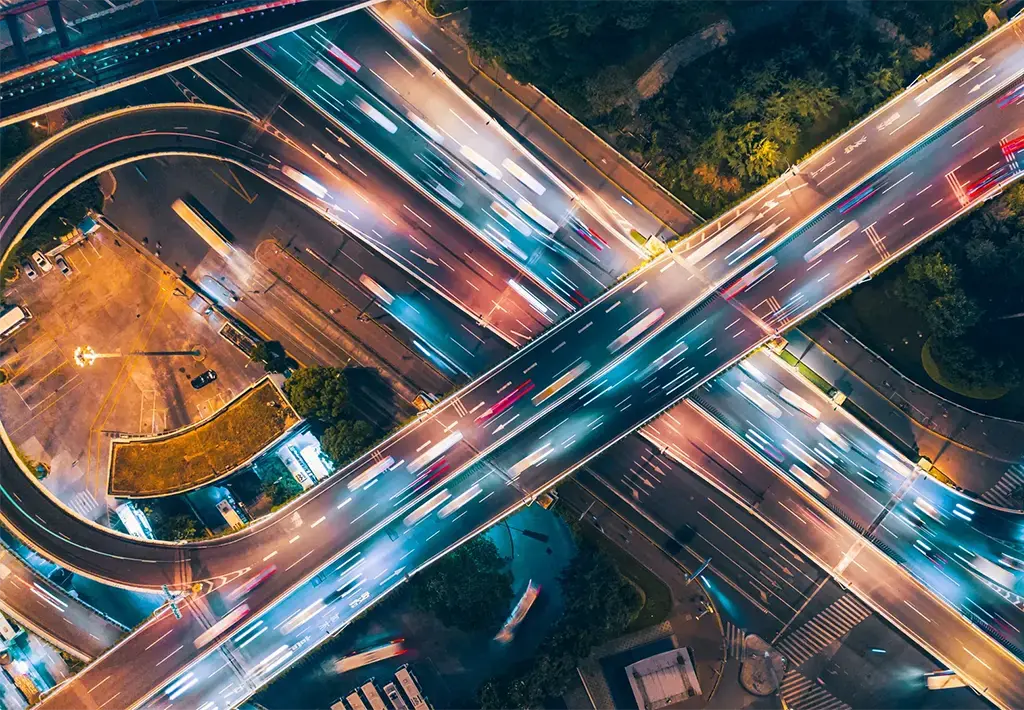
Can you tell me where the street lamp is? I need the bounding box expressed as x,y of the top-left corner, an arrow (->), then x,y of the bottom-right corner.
74,345 -> 201,367
73,345 -> 113,367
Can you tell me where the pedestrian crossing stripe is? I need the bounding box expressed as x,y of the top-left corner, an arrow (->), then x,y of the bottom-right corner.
67,490 -> 100,518
776,594 -> 870,668
945,171 -> 968,206
725,622 -> 746,660
981,465 -> 1024,508
451,398 -> 469,417
863,224 -> 890,260
780,669 -> 851,710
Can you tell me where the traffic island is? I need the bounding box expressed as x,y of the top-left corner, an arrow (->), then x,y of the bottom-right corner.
738,634 -> 786,696
108,377 -> 301,497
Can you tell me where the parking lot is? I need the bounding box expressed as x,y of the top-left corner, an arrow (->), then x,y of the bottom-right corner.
0,228 -> 259,524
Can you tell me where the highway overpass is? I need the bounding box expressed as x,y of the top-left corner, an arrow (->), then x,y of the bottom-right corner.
0,0 -> 374,127
1,14 -> 1024,710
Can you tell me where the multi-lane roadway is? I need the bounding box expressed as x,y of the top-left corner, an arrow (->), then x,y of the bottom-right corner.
3,10 -> 1024,710
248,20 -> 640,309
624,344 -> 1024,710
0,0 -> 375,127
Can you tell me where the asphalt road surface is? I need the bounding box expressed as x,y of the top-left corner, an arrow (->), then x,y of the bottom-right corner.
4,16 -> 1024,710
0,0 -> 373,126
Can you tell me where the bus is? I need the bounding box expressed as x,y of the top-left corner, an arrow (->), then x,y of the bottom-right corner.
495,580 -> 540,643
788,464 -> 830,500
337,640 -> 406,673
722,257 -> 776,300
395,666 -> 430,710
281,165 -> 329,200
344,692 -> 368,710
360,682 -> 388,710
171,198 -> 232,258
803,221 -> 859,263
0,305 -> 31,342
383,683 -> 410,710
194,604 -> 250,648
347,456 -> 395,491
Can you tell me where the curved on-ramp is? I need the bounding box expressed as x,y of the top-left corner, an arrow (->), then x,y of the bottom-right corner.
0,102 -> 415,590
2,102 -> 1024,639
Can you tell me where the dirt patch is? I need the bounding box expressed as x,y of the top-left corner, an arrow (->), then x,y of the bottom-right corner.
109,378 -> 299,497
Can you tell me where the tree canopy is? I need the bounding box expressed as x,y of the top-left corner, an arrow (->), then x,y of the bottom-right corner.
3,177 -> 104,283
263,474 -> 303,508
887,182 -> 1024,391
140,503 -> 201,541
321,419 -> 374,465
465,0 -> 992,214
283,366 -> 351,422
250,340 -> 293,374
409,536 -> 513,633
283,366 -> 378,468
24,178 -> 103,248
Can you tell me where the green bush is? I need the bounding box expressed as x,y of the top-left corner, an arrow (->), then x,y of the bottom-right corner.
409,536 -> 513,633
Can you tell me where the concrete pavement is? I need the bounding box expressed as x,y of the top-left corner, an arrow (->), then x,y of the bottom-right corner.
799,315 -> 1024,462
0,1 -> 377,127
637,399 -> 1024,710
104,157 -> 458,405
14,9 -> 1024,704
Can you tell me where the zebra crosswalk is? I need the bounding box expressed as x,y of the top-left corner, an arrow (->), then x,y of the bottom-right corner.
780,670 -> 851,710
981,465 -> 1024,509
450,397 -> 469,418
776,594 -> 870,668
66,490 -> 101,519
863,224 -> 890,260
945,171 -> 969,206
725,622 -> 747,660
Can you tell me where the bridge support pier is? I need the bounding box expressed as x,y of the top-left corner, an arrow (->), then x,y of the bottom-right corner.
4,14 -> 26,63
47,0 -> 70,49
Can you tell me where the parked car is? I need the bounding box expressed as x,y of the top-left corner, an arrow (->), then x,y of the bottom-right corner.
31,251 -> 52,273
54,254 -> 72,278
190,369 -> 218,389
20,260 -> 37,281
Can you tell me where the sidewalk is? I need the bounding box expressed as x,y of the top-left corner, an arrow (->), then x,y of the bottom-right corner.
556,481 -> 749,710
373,0 -> 702,242
783,315 -> 1024,505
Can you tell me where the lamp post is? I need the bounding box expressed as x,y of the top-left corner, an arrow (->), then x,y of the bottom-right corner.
74,346 -> 201,367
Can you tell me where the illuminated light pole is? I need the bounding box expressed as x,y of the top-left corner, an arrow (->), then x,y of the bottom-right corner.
74,345 -> 201,368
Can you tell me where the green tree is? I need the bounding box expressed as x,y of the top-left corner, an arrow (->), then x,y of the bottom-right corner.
283,366 -> 349,422
321,419 -> 374,465
140,504 -> 201,541
410,536 -> 513,633
165,514 -> 199,541
262,473 -> 303,508
891,252 -> 958,310
746,137 -> 782,180
24,178 -> 104,249
584,65 -> 631,117
0,123 -> 39,172
925,289 -> 980,339
249,341 -> 274,368
249,340 -> 291,374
